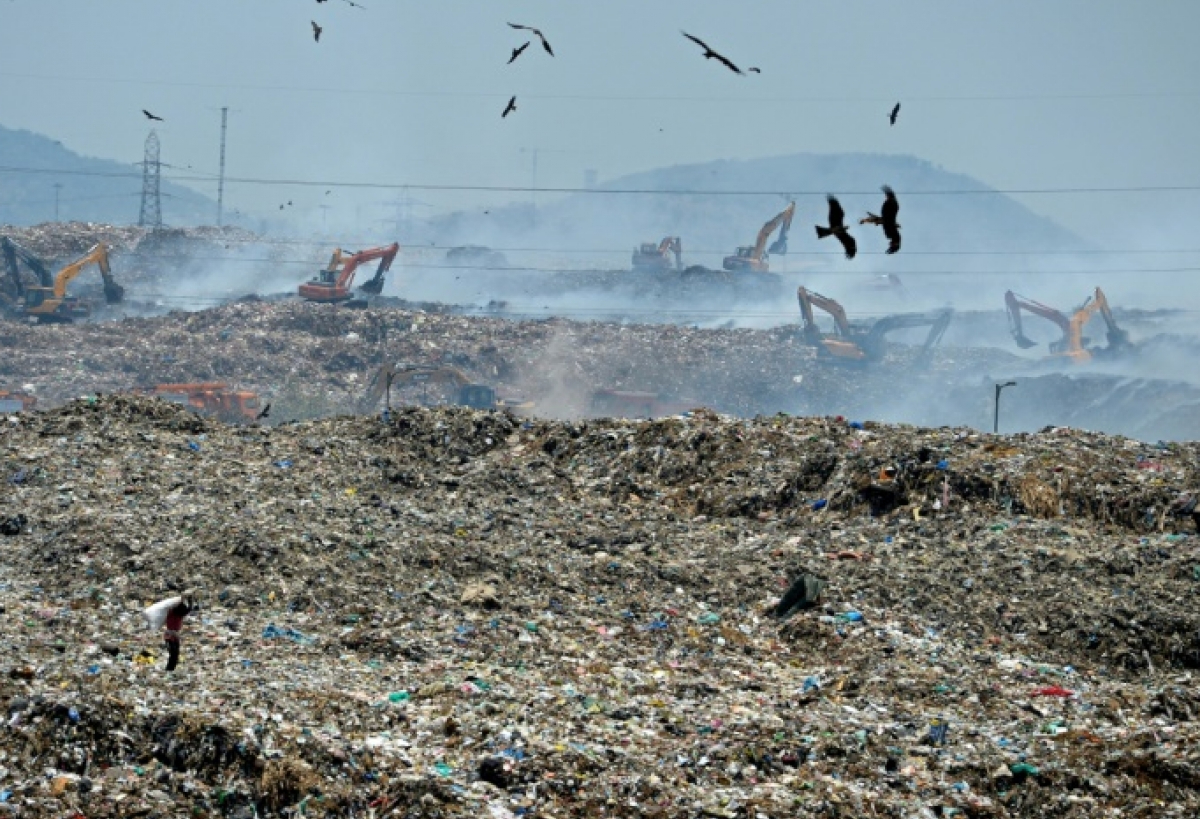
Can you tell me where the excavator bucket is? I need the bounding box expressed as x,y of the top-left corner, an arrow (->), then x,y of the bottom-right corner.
1010,331 -> 1038,350
358,273 -> 385,296
768,236 -> 788,255
104,280 -> 125,305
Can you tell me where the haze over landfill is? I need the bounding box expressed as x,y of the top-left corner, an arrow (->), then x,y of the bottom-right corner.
2,3 -> 1200,818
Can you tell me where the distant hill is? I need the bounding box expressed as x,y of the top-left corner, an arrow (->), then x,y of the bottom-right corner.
0,124 -> 217,226
424,153 -> 1089,272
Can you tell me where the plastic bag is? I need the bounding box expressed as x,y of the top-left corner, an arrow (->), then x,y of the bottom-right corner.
142,596 -> 182,631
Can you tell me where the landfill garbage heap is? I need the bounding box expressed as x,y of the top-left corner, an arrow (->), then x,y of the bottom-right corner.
1,395 -> 1199,818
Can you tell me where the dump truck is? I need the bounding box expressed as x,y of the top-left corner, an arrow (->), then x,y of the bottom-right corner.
362,364 -> 531,413
0,390 -> 37,413
138,383 -> 263,424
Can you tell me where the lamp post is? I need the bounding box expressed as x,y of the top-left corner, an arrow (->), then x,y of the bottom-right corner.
994,381 -> 1017,433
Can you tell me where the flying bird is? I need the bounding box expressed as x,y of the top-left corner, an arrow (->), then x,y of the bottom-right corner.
815,196 -> 857,259
860,186 -> 901,254
508,41 -> 530,64
142,110 -> 164,122
255,403 -> 271,421
681,32 -> 742,75
748,67 -> 761,74
502,96 -> 517,118
889,102 -> 900,126
311,21 -> 322,41
508,23 -> 553,56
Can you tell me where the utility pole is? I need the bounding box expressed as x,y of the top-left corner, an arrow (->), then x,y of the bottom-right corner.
216,107 -> 229,226
52,183 -> 62,221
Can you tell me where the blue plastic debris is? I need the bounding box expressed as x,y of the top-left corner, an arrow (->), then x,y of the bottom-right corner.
811,499 -> 828,511
187,441 -> 201,453
273,459 -> 292,469
849,421 -> 865,430
262,623 -> 313,645
936,460 -> 950,471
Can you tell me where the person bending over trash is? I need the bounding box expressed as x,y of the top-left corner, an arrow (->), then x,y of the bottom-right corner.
143,590 -> 195,672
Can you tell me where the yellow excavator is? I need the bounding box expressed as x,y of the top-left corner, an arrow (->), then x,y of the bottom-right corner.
361,363 -> 532,413
723,202 -> 795,273
797,286 -> 953,364
20,243 -> 124,323
1005,287 -> 1130,363
632,237 -> 682,272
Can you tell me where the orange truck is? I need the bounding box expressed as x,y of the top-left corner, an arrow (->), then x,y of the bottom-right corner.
0,390 -> 37,413
140,383 -> 263,423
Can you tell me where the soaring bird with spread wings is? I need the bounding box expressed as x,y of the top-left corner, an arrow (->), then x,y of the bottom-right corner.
142,110 -> 164,122
508,42 -> 530,64
508,23 -> 553,56
311,21 -> 322,41
681,32 -> 743,75
889,102 -> 901,126
816,196 -> 857,260
502,96 -> 517,118
860,186 -> 901,254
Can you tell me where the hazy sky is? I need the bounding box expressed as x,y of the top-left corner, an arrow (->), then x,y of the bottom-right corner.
2,0 -> 1199,242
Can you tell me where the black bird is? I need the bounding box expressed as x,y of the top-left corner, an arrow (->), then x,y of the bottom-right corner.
860,186 -> 901,254
508,23 -> 553,56
508,41 -> 530,64
256,403 -> 271,421
502,96 -> 517,118
681,32 -> 742,75
815,196 -> 857,259
889,102 -> 900,126
142,110 -> 164,122
311,21 -> 322,42
748,67 -> 761,74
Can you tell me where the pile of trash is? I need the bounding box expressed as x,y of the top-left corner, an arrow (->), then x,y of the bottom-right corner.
0,300 -> 1018,423
0,395 -> 1198,817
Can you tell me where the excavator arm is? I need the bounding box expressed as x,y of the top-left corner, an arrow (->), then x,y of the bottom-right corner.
861,309 -> 954,363
1068,287 -> 1130,356
767,202 -> 796,256
1005,290 -> 1070,352
1,237 -> 54,300
49,244 -> 123,304
362,363 -> 473,411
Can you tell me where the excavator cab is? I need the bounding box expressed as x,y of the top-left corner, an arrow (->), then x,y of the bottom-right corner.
457,384 -> 498,410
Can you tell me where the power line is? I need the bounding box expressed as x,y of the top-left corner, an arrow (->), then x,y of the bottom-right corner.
2,70 -> 1197,104
118,251 -> 1200,277
187,235 -> 1200,257
2,163 -> 1200,196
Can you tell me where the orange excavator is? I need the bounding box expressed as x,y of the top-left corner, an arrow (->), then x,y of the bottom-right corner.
797,286 -> 953,364
21,243 -> 124,323
1005,288 -> 1130,363
298,242 -> 400,304
632,237 -> 682,272
723,202 -> 795,273
139,383 -> 263,424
